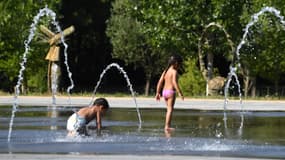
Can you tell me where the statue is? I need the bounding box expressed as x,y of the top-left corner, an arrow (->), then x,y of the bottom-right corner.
207,76 -> 226,96
39,25 -> 75,93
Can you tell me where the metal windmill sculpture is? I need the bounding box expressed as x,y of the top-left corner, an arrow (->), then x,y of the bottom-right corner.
39,25 -> 75,93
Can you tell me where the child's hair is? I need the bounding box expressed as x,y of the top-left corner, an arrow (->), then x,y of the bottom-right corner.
169,54 -> 182,65
165,54 -> 183,72
93,98 -> 109,109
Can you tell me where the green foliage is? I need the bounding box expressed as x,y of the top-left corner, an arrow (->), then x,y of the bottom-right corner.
180,58 -> 205,96
107,0 -> 285,96
27,66 -> 47,93
135,0 -> 201,57
240,2 -> 285,83
106,0 -> 146,67
0,0 -> 60,92
106,0 -> 165,95
1,0 -> 285,96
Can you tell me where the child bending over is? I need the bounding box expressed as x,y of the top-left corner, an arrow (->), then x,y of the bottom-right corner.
66,97 -> 109,136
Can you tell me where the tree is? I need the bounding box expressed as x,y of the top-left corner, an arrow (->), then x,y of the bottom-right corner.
106,0 -> 163,96
107,0 -> 216,95
239,1 -> 285,97
135,0 -> 253,97
198,22 -> 234,96
59,0 -> 112,92
0,0 -> 60,93
240,10 -> 285,96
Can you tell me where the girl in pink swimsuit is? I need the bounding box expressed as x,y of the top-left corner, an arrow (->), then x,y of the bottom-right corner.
155,54 -> 184,133
162,89 -> 175,100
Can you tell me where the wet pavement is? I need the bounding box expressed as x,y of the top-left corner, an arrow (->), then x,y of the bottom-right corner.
0,96 -> 285,111
0,154 -> 280,160
1,96 -> 284,160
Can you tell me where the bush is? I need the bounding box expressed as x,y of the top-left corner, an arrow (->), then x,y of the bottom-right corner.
27,67 -> 47,93
179,58 -> 206,96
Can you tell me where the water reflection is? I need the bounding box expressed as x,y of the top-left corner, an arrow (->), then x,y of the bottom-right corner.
47,105 -> 58,130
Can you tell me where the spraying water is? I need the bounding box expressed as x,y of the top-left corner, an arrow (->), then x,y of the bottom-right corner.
8,6 -> 74,142
224,6 -> 285,102
89,63 -> 142,128
51,63 -> 59,105
7,104 -> 17,143
223,7 -> 285,137
222,65 -> 244,137
197,22 -> 242,137
14,6 -> 74,104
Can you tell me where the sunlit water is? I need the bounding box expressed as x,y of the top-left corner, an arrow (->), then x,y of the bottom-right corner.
1,106 -> 285,158
89,63 -> 142,127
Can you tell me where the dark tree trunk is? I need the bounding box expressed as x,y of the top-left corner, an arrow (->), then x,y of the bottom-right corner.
144,73 -> 151,96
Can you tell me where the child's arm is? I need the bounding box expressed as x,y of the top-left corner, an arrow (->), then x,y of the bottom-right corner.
155,71 -> 165,100
172,71 -> 184,100
96,111 -> 102,130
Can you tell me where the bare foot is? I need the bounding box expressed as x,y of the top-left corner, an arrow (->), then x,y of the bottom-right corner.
164,128 -> 175,138
164,127 -> 175,132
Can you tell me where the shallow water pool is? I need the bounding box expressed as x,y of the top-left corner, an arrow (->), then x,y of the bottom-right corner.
0,105 -> 285,158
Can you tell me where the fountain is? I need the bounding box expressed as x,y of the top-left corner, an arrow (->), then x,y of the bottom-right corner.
222,6 -> 285,137
8,6 -> 74,142
224,7 -> 285,138
89,63 -> 142,128
14,6 -> 74,105
224,6 -> 285,104
198,7 -> 285,137
51,63 -> 59,105
198,22 -> 243,136
2,6 -> 285,159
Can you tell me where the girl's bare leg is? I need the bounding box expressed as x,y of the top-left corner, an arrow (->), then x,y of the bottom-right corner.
164,96 -> 176,131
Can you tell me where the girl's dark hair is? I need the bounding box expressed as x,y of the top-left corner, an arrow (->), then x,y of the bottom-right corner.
165,54 -> 183,71
93,98 -> 109,109
161,54 -> 183,79
169,54 -> 182,65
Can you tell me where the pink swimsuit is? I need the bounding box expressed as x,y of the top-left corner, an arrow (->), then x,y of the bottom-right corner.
162,89 -> 176,100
